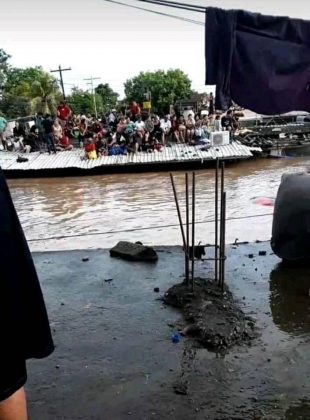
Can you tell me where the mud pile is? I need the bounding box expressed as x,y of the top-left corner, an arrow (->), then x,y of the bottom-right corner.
164,278 -> 256,350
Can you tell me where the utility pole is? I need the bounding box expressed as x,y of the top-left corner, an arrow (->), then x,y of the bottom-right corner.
84,76 -> 101,118
51,65 -> 72,100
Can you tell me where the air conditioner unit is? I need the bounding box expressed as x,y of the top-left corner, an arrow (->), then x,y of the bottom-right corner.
209,131 -> 230,146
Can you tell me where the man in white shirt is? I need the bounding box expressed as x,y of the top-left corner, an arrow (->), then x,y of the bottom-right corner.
134,115 -> 145,144
108,111 -> 116,125
160,115 -> 171,143
135,115 -> 145,131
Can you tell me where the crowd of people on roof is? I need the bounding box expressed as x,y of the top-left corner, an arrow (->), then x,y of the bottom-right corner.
0,97 -> 241,159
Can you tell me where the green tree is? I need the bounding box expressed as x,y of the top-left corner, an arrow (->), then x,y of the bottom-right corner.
124,69 -> 192,115
5,67 -> 45,96
2,66 -> 61,116
67,87 -> 103,116
28,72 -> 61,115
0,49 -> 11,89
0,94 -> 29,119
95,83 -> 119,113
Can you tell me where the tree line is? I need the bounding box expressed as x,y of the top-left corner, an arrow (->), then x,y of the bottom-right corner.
0,48 -> 193,119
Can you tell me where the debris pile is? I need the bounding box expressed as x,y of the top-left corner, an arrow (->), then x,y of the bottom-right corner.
164,278 -> 256,350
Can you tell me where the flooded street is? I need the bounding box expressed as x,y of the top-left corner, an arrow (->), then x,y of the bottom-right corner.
27,243 -> 310,419
8,157 -> 310,251
7,157 -> 309,419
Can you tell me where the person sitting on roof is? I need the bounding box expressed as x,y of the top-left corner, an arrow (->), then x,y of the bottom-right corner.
115,117 -> 127,143
170,115 -> 180,143
151,115 -> 164,145
134,115 -> 145,150
92,118 -> 104,139
214,114 -> 222,131
53,119 -> 63,143
144,116 -> 154,145
13,121 -> 26,138
129,101 -> 141,122
221,110 -> 233,131
160,115 -> 172,145
185,114 -> 195,143
75,118 -> 88,148
95,135 -> 108,156
123,117 -> 136,144
178,116 -> 186,143
28,125 -> 41,151
56,135 -> 73,151
84,137 -> 97,159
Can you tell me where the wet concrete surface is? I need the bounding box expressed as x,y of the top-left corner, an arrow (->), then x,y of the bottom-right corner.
26,243 -> 310,419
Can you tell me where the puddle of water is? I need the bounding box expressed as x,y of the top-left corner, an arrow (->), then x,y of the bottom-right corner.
270,263 -> 310,336
285,401 -> 310,419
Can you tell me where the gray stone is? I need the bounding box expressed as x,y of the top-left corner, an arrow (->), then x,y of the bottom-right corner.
110,241 -> 158,262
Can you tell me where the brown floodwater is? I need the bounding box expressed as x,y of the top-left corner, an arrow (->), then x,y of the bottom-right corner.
7,156 -> 310,251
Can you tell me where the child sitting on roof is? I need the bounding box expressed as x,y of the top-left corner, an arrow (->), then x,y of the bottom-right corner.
84,138 -> 97,159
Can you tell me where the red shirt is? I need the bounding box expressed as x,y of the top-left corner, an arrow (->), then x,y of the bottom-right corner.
60,136 -> 70,147
171,119 -> 179,131
130,104 -> 140,116
85,143 -> 95,152
57,105 -> 71,121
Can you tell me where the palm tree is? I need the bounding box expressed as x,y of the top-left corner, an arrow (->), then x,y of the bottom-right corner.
28,73 -> 61,115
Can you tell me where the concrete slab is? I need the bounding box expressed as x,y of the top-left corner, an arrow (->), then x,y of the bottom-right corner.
26,243 -> 310,419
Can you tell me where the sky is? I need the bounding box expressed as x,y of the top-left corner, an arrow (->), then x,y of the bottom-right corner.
1,0 -> 309,98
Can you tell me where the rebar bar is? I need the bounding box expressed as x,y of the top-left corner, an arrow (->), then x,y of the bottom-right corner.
215,158 -> 219,282
219,162 -> 225,285
170,173 -> 186,248
191,172 -> 196,292
221,192 -> 227,290
185,172 -> 190,285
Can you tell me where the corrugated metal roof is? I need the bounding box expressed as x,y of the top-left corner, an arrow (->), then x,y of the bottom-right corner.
0,143 -> 261,172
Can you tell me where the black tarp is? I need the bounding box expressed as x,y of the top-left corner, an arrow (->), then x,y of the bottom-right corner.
271,172 -> 310,261
0,169 -> 54,362
205,7 -> 310,115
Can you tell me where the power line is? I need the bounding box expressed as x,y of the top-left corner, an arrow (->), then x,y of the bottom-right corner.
27,212 -> 273,243
100,0 -> 204,26
141,0 -> 204,10
138,0 -> 205,13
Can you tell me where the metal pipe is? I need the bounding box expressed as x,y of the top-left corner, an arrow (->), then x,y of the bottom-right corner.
221,162 -> 225,197
215,158 -> 219,282
185,173 -> 190,285
219,191 -> 224,288
221,192 -> 227,290
219,162 -> 225,286
219,194 -> 223,286
191,172 -> 196,292
170,173 -> 186,248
